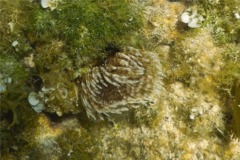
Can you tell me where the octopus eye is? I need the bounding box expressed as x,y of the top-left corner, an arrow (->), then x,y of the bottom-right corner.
79,47 -> 164,120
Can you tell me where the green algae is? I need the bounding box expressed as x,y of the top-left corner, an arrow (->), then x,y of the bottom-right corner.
30,0 -> 143,72
0,54 -> 30,128
0,0 -> 34,129
57,128 -> 98,160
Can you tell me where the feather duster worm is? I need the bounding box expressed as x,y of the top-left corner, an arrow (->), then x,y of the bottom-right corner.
79,47 -> 163,120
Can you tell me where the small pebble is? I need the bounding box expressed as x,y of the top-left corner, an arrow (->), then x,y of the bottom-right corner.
28,92 -> 40,106
234,13 -> 240,19
12,41 -> 18,47
190,114 -> 195,120
32,102 -> 44,113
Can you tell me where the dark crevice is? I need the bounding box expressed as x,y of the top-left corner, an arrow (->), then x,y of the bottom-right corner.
43,112 -> 79,124
0,110 -> 14,124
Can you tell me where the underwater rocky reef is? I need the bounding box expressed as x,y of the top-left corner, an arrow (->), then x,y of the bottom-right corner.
0,0 -> 240,159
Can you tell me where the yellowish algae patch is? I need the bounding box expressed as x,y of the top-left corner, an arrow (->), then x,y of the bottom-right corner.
34,115 -> 62,143
143,0 -> 185,45
31,115 -> 62,159
167,29 -> 223,89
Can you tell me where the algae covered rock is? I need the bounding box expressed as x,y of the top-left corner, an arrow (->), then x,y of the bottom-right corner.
233,82 -> 240,137
25,0 -> 145,117
1,0 -> 240,159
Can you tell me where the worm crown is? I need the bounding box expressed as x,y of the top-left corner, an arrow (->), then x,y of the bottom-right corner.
80,47 -> 163,120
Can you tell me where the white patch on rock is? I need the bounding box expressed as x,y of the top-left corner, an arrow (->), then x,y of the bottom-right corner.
181,9 -> 204,28
234,12 -> 240,19
41,0 -> 58,11
12,40 -> 18,47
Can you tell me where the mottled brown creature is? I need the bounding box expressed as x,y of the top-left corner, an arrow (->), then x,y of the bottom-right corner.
80,47 -> 163,120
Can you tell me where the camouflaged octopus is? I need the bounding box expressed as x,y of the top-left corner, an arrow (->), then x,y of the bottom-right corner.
79,47 -> 163,120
